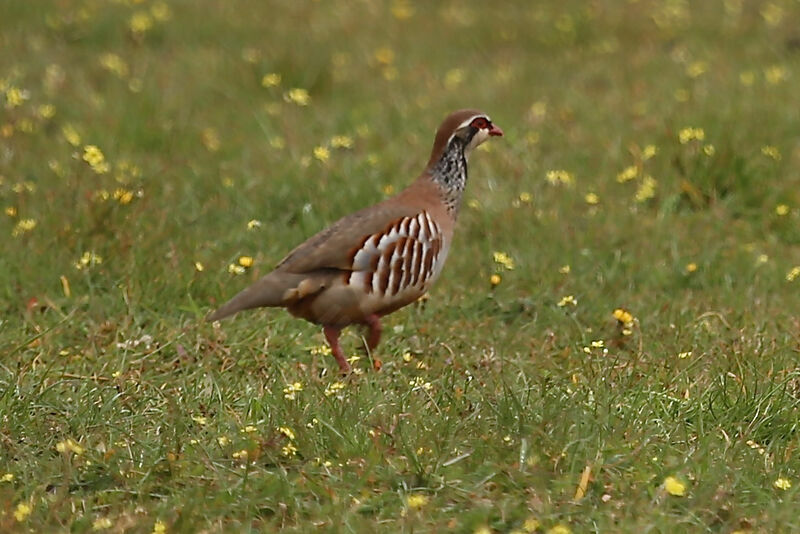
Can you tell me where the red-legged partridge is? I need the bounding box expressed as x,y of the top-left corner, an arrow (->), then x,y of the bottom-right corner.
208,109 -> 503,373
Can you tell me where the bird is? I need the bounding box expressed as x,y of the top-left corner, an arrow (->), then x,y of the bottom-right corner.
207,109 -> 503,373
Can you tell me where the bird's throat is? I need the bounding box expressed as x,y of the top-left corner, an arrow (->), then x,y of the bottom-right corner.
430,138 -> 468,214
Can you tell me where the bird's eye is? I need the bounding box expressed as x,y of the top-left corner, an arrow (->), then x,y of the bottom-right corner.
470,117 -> 489,129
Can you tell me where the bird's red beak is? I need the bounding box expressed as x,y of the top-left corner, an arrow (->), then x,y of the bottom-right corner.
488,124 -> 504,136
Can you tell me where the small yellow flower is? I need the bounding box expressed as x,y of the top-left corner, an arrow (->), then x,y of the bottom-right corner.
703,144 -> 715,156
313,146 -> 330,162
217,435 -> 230,446
309,344 -> 332,356
93,517 -> 113,530
194,261 -> 204,272
38,104 -> 56,119
642,144 -> 657,160
330,135 -> 354,149
284,88 -> 310,106
774,477 -> 792,490
584,192 -> 599,205
686,262 -> 698,273
616,165 -> 638,183
283,382 -> 303,400
99,53 -> 129,78
761,145 -> 781,161
518,192 -> 532,203
373,47 -> 395,65
473,527 -> 491,534
75,251 -> 103,270
113,188 -> 134,205
152,519 -> 167,534
634,175 -> 657,203
663,475 -> 687,496
787,266 -> 800,282
130,11 -> 154,34
227,264 -> 245,275
261,73 -> 281,88
764,65 -> 787,85
391,0 -> 415,20
324,381 -> 346,396
490,274 -> 501,287
281,443 -> 297,457
547,525 -> 571,534
545,169 -> 574,186
83,145 -> 110,174
62,124 -> 81,146
521,517 -> 540,532
192,415 -> 207,425
678,351 -> 692,359
406,493 -> 428,509
247,219 -> 263,230
11,218 -> 36,237
1,473 -> 14,482
202,128 -> 220,152
557,295 -> 577,307
686,61 -> 707,78
678,127 -> 705,144
56,438 -> 85,455
493,251 -> 515,270
613,308 -> 634,325
14,503 -> 32,522
559,264 -> 570,274
238,255 -> 254,268
775,204 -> 789,216
278,426 -> 296,440
150,2 -> 172,21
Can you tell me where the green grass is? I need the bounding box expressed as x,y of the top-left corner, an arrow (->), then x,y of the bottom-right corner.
2,0 -> 800,531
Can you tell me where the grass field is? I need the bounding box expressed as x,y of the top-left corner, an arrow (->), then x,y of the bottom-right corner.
2,0 -> 800,532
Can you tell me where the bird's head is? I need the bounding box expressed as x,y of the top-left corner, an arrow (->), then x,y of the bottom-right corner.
427,109 -> 503,167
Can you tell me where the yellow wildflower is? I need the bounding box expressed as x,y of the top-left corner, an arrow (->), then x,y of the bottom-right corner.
11,218 -> 36,237
374,47 -> 395,65
217,436 -> 230,446
391,0 -> 415,20
1,473 -> 14,482
490,274 -> 501,287
62,124 -> 81,146
93,517 -> 113,530
283,382 -> 303,400
152,519 -> 167,534
75,251 -> 103,270
787,266 -> 800,282
616,165 -> 638,183
761,145 -> 781,161
228,264 -> 245,275
686,61 -> 707,78
678,127 -> 705,144
5,86 -> 28,108
764,65 -> 786,85
247,219 -> 262,230
324,381 -> 346,396
613,308 -> 634,325
545,169 -> 574,185
38,104 -> 56,119
238,255 -> 254,268
635,175 -> 657,203
518,192 -> 532,203
113,188 -> 134,205
202,127 -> 220,152
557,295 -> 577,307
522,517 -> 540,532
99,53 -> 129,78
774,477 -> 792,490
313,146 -> 330,162
330,135 -> 354,149
559,264 -> 570,274
56,438 -> 85,455
261,73 -> 281,88
663,476 -> 686,496
14,503 -> 32,522
678,351 -> 692,359
150,2 -> 172,21
278,426 -> 295,440
82,145 -> 110,174
547,525 -> 571,534
642,144 -> 657,160
194,261 -> 204,272
686,262 -> 698,273
130,11 -> 154,34
703,144 -> 715,156
775,204 -> 789,216
281,443 -> 297,457
284,88 -> 310,106
191,415 -> 207,425
493,251 -> 515,270
406,494 -> 428,509
584,192 -> 599,205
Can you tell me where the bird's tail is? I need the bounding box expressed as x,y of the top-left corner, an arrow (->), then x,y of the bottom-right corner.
206,271 -> 312,322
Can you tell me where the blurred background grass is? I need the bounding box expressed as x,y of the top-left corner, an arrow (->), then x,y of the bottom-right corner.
2,0 -> 800,532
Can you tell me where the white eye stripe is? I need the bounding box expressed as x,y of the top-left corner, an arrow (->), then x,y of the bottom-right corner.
456,115 -> 491,130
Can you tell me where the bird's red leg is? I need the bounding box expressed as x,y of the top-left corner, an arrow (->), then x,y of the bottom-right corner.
363,314 -> 383,371
323,325 -> 351,374
364,314 -> 383,351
